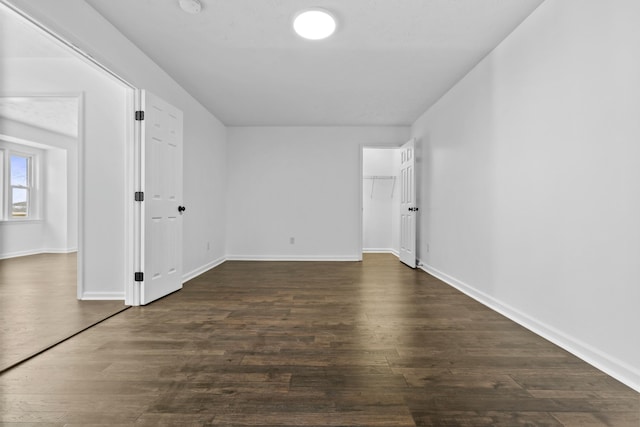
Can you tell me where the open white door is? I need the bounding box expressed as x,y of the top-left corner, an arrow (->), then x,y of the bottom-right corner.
399,138 -> 417,268
136,90 -> 184,305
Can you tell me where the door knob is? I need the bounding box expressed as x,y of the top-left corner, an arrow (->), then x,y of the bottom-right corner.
178,206 -> 186,213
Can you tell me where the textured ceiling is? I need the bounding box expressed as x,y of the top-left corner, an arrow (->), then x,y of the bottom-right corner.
0,97 -> 79,138
0,6 -> 79,138
84,0 -> 544,126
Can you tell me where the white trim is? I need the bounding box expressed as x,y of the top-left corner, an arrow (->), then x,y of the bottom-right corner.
42,247 -> 77,254
419,261 -> 640,393
80,291 -> 126,300
0,219 -> 43,225
363,248 -> 399,257
0,248 -> 77,260
360,143 -> 404,261
358,144 -> 364,262
76,93 -> 85,300
226,255 -> 360,262
128,89 -> 144,307
123,88 -> 137,306
182,256 -> 226,283
0,249 -> 42,260
0,2 -> 134,89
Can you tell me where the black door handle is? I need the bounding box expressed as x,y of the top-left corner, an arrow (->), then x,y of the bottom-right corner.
178,206 -> 186,213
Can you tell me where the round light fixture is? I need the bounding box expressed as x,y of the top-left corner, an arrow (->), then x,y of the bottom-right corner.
293,9 -> 336,40
179,0 -> 202,14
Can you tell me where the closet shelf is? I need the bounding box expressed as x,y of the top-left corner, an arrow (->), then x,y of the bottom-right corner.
363,175 -> 396,198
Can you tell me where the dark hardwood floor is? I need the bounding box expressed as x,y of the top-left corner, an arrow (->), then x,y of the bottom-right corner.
0,253 -> 128,372
0,254 -> 638,426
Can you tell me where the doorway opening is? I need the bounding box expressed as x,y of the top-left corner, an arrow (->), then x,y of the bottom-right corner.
361,146 -> 401,258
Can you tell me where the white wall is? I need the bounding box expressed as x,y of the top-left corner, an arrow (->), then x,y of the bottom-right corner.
42,146 -> 68,251
362,148 -> 400,254
6,0 -> 229,289
181,106 -> 227,280
227,127 -> 409,260
411,0 -> 640,390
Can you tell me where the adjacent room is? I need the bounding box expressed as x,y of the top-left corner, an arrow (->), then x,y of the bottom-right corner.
1,0 -> 639,425
0,6 -> 129,371
0,95 -> 127,371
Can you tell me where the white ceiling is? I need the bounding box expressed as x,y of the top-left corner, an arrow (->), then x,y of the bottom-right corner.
0,4 -> 71,59
0,97 -> 79,138
89,1 -> 542,126
0,6 -> 79,138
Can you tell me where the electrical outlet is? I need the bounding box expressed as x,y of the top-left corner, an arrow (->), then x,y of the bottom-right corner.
290,237 -> 295,244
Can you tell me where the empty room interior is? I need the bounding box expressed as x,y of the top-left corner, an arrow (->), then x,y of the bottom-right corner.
1,0 -> 639,425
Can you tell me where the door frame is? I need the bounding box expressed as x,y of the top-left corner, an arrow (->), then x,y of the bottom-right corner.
359,144 -> 404,260
3,2 -> 138,303
0,91 -> 82,260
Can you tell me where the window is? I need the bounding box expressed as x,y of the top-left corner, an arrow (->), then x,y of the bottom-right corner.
1,143 -> 40,221
10,154 -> 31,217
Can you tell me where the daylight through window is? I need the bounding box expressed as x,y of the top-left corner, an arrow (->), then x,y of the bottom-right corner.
1,144 -> 39,221
10,154 -> 30,217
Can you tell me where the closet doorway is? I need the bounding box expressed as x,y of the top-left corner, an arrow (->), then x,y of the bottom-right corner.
361,147 -> 401,257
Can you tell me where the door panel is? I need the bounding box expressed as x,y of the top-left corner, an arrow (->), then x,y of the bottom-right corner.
399,138 -> 417,268
139,90 -> 184,305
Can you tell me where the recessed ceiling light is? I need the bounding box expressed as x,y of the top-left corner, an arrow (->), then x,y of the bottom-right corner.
179,0 -> 202,14
293,9 -> 337,40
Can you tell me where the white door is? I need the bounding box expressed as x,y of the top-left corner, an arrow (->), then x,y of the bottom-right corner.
399,138 -> 417,268
137,90 -> 184,305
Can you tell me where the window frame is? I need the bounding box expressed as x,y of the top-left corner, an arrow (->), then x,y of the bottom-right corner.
0,141 -> 42,222
9,152 -> 32,218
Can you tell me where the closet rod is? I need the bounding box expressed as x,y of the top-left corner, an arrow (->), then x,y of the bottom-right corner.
363,175 -> 395,179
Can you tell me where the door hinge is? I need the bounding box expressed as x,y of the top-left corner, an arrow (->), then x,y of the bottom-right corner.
135,110 -> 145,121
134,272 -> 144,282
135,191 -> 144,202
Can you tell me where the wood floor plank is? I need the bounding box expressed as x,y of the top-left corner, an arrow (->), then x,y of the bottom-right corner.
0,253 -> 127,372
0,254 -> 638,426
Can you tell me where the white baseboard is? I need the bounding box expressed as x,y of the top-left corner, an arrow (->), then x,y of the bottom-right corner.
0,250 -> 38,260
42,247 -> 78,254
419,261 -> 640,393
80,291 -> 125,301
0,248 -> 77,260
363,248 -> 400,257
226,255 -> 360,262
182,256 -> 226,283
